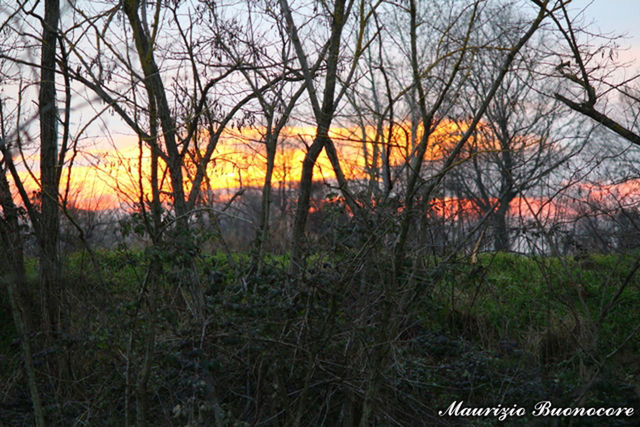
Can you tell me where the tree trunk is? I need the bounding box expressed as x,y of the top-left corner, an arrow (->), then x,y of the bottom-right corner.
252,134 -> 277,277
289,136 -> 326,277
4,274 -> 46,427
123,0 -> 188,229
493,203 -> 510,251
285,0 -> 347,278
0,173 -> 45,426
39,0 -> 61,341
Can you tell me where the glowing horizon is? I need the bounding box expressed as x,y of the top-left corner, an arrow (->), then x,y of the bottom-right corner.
8,120 -> 640,225
10,120 -> 466,210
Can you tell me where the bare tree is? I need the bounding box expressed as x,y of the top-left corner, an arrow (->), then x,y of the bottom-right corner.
207,1 -> 308,276
279,0 -> 376,277
0,0 -> 70,422
545,1 -> 640,147
447,5 -> 580,252
0,99 -> 45,427
355,1 -> 553,423
38,0 -> 63,347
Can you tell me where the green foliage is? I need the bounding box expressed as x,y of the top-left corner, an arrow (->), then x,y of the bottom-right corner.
423,252 -> 640,424
3,250 -> 640,425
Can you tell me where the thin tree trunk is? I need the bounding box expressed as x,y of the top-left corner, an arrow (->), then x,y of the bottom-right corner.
39,0 -> 60,342
0,173 -> 45,426
494,124 -> 516,252
123,0 -> 188,229
5,277 -> 46,427
135,318 -> 156,427
284,0 -> 347,278
493,198 -> 513,252
252,135 -> 276,277
289,137 -> 326,277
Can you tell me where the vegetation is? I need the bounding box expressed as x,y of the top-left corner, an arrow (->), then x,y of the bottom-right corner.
2,249 -> 640,425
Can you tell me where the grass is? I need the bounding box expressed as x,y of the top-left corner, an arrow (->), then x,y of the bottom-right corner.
2,249 -> 640,425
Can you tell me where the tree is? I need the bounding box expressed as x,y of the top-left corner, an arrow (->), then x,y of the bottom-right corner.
329,1 -> 553,422
0,0 -> 70,423
278,0 -> 373,277
0,99 -> 45,427
447,5 -> 580,252
209,1 -> 308,276
39,0 -> 63,345
546,1 -> 640,148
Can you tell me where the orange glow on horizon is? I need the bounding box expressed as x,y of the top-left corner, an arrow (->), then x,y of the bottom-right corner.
11,120 -> 640,224
13,120 -> 467,210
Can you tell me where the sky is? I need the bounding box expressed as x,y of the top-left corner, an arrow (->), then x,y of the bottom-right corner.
8,0 -> 640,211
578,0 -> 640,41
61,0 -> 640,144
573,0 -> 640,66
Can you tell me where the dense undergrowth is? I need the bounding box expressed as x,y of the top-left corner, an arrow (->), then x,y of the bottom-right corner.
2,250 -> 640,425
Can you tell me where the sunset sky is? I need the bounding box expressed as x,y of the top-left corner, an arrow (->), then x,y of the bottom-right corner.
9,1 -> 640,213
